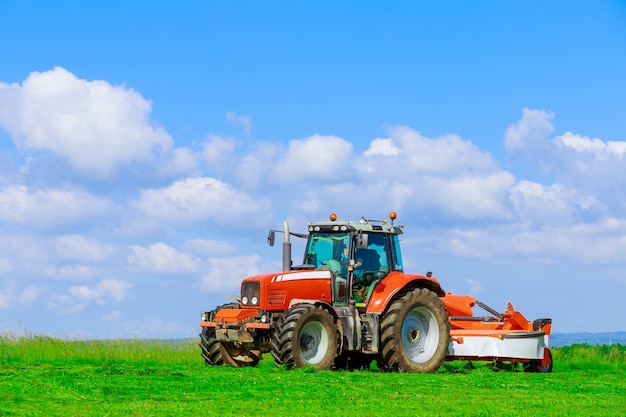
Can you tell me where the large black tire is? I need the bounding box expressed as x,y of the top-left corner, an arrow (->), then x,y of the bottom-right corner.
271,304 -> 340,370
199,302 -> 261,367
379,288 -> 450,373
524,348 -> 553,373
199,326 -> 224,366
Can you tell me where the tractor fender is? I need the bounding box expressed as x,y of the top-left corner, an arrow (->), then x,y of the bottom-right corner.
366,272 -> 445,314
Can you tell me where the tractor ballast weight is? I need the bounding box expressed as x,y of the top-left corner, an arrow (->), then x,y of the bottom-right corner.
199,212 -> 552,372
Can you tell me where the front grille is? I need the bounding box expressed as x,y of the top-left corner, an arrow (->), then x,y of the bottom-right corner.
241,281 -> 260,306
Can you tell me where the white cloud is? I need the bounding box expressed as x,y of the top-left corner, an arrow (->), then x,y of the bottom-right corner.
73,278 -> 133,303
422,172 -> 516,220
183,238 -> 237,257
132,177 -> 270,226
19,286 -> 44,305
0,67 -> 173,177
226,112 -> 252,136
0,256 -> 15,274
384,126 -> 499,175
503,109 -> 626,216
54,235 -> 115,263
354,127 -> 513,220
0,185 -> 115,229
510,180 -> 603,227
556,132 -> 626,158
202,134 -> 236,166
103,310 -> 122,321
273,134 -> 354,183
465,278 -> 482,296
0,289 -> 10,308
414,216 -> 626,264
364,138 -> 400,156
127,242 -> 201,274
43,264 -> 95,281
200,253 -> 271,292
48,279 -> 134,313
504,108 -> 555,159
156,146 -> 200,178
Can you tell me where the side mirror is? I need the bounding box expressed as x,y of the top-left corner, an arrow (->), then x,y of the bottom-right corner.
357,232 -> 369,249
267,230 -> 275,246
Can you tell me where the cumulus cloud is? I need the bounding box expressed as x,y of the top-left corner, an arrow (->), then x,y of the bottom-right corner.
127,242 -> 202,274
504,108 -> 555,159
202,134 -> 236,166
0,289 -> 10,308
510,181 -> 603,227
200,253 -> 271,292
556,132 -> 626,158
226,112 -> 252,136
103,310 -> 122,321
354,126 -> 513,220
183,238 -> 237,257
0,67 -> 173,177
364,138 -> 400,157
379,126 -> 499,175
466,278 -> 482,296
0,256 -> 15,274
131,177 -> 270,226
273,134 -> 354,183
503,108 -> 626,216
48,278 -> 134,313
19,286 -> 44,305
0,185 -> 115,229
412,215 -> 626,264
43,264 -> 96,281
54,235 -> 115,263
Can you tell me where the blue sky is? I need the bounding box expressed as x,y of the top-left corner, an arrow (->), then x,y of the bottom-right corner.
1,1 -> 625,338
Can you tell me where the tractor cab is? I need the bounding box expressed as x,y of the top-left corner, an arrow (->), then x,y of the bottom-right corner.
300,212 -> 404,306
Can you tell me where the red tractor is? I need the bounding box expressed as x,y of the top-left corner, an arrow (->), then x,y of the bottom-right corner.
199,212 -> 552,372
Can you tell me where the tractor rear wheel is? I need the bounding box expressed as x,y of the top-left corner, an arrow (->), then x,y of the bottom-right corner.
379,288 -> 450,373
271,304 -> 340,370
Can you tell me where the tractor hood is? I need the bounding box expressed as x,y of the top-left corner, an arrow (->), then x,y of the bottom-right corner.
239,269 -> 334,311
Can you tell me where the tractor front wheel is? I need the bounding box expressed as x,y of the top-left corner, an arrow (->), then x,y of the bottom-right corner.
271,304 -> 340,370
379,288 -> 450,373
199,326 -> 224,366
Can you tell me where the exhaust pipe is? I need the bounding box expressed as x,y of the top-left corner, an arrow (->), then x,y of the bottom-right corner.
282,220 -> 291,272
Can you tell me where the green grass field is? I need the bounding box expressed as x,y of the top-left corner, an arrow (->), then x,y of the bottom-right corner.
1,334 -> 624,417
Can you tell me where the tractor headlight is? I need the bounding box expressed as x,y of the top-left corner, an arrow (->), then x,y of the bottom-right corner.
201,312 -> 209,322
241,281 -> 260,306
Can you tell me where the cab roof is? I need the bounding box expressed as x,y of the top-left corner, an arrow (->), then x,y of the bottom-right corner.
307,214 -> 403,235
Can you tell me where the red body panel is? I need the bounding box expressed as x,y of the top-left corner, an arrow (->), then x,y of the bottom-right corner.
366,271 -> 443,314
248,269 -> 334,311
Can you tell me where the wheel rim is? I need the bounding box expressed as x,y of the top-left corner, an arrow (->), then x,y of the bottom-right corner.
401,306 -> 440,364
299,320 -> 329,364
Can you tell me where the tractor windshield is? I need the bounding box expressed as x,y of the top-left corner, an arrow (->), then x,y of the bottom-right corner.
303,232 -> 351,275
